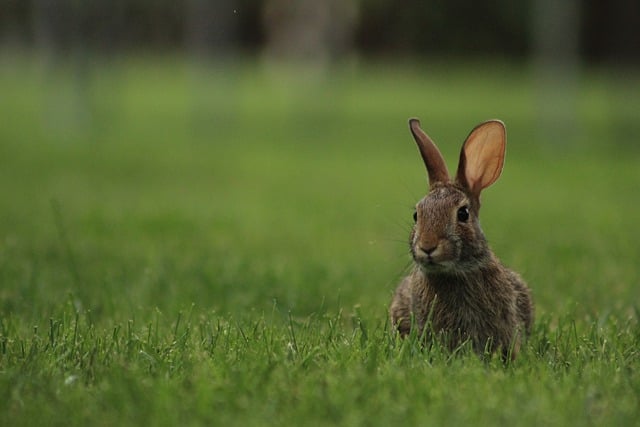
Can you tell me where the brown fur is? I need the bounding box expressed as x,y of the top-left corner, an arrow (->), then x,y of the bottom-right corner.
390,119 -> 534,360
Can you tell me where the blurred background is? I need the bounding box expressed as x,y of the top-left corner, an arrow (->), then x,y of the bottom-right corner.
1,0 -> 638,143
2,0 -> 639,61
0,1 -> 639,318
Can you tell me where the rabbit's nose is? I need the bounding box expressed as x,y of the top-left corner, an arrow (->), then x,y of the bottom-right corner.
420,245 -> 438,255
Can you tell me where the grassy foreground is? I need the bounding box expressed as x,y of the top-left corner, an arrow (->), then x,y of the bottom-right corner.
0,54 -> 638,426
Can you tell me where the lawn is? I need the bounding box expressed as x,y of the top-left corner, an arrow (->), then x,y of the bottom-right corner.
0,54 -> 638,426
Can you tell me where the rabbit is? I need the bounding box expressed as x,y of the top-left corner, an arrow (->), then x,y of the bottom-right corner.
389,118 -> 534,360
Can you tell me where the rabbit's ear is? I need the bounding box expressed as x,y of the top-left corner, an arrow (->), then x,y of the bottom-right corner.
456,120 -> 506,197
409,118 -> 450,185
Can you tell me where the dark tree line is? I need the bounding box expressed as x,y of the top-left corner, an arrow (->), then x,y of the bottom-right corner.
1,0 -> 638,63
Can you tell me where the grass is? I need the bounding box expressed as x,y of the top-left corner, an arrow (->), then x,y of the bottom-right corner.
0,53 -> 639,426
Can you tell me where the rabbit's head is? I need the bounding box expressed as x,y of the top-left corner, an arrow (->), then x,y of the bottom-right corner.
408,119 -> 506,274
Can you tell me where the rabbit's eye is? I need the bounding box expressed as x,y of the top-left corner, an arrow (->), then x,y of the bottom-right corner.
457,206 -> 470,222
413,211 -> 418,222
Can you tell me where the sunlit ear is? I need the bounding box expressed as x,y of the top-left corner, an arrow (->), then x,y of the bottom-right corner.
456,120 -> 506,197
409,118 -> 450,186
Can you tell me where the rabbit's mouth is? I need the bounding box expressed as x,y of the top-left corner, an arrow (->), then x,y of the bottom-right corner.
412,239 -> 458,269
417,259 -> 456,273
413,252 -> 457,273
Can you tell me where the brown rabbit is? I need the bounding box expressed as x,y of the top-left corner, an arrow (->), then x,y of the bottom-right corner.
390,118 -> 534,360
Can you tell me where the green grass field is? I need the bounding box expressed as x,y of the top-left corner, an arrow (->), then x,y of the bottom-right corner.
0,54 -> 639,426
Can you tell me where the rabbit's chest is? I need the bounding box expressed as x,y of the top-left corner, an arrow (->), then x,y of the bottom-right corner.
414,282 -> 516,344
